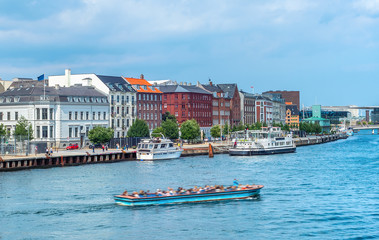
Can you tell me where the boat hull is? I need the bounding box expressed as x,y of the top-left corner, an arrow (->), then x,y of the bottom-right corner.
229,146 -> 296,156
114,187 -> 263,206
137,149 -> 183,161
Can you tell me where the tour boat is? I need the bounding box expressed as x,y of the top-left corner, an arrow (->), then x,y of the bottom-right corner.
114,185 -> 264,206
136,135 -> 183,161
229,127 -> 296,156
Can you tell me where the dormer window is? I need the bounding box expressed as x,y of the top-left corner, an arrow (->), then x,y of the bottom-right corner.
91,97 -> 95,102
67,97 -> 72,102
6,97 -> 11,102
14,97 -> 20,102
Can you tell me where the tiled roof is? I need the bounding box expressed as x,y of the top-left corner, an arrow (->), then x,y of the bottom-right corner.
157,85 -> 211,94
217,84 -> 237,98
201,84 -> 223,93
97,75 -> 135,92
138,86 -> 162,93
124,77 -> 152,86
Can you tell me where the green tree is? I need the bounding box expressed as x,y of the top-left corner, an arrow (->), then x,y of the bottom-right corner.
0,123 -> 6,137
161,119 -> 179,139
127,119 -> 150,137
180,119 -> 200,142
222,123 -> 230,136
282,124 -> 290,131
255,122 -> 262,130
88,126 -> 114,144
14,116 -> 33,140
314,123 -> 322,134
231,125 -> 238,132
210,125 -> 221,139
151,127 -> 164,138
162,111 -> 177,122
262,122 -> 268,127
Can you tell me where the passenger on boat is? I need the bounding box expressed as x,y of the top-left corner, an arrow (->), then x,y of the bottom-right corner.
122,190 -> 128,196
233,179 -> 239,186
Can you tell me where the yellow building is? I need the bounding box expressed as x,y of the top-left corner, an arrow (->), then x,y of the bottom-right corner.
286,104 -> 299,128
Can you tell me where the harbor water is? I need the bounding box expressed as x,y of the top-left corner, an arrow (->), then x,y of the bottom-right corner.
0,132 -> 378,239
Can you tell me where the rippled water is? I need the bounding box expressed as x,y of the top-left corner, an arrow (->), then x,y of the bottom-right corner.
1,132 -> 378,239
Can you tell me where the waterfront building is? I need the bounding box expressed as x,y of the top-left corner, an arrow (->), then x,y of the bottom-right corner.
217,84 -> 241,127
238,91 -> 255,125
149,79 -> 177,86
0,78 -> 13,93
0,79 -> 109,148
49,69 -> 136,138
263,90 -> 300,111
253,94 -> 273,124
123,75 -> 162,130
285,103 -> 300,128
156,83 -> 212,138
372,108 -> 379,124
262,92 -> 286,124
198,81 -> 230,126
302,105 -> 331,132
300,105 -> 356,125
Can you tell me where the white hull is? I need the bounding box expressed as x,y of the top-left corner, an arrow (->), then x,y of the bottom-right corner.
137,150 -> 183,161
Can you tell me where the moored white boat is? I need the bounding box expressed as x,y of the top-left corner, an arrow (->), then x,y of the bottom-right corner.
136,135 -> 183,161
229,127 -> 296,156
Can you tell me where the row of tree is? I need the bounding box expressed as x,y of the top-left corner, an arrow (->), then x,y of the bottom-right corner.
0,116 -> 34,140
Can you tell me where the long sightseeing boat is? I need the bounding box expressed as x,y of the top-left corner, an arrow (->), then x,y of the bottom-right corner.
136,135 -> 183,161
229,127 -> 296,156
114,184 -> 264,206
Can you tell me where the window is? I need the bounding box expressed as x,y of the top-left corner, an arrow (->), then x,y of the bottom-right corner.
86,126 -> 89,136
98,112 -> 101,120
127,119 -> 130,127
122,107 -> 124,115
50,108 -> 54,120
127,96 -> 129,103
42,126 -> 48,138
103,112 -> 106,120
0,112 -> 2,120
80,112 -> 84,120
93,112 -> 96,120
7,112 -> 10,120
147,104 -> 149,110
117,107 -> 119,114
69,111 -> 72,120
86,112 -> 89,120
75,127 -> 78,137
117,95 -> 120,102
15,112 -> 18,120
36,109 -> 40,120
164,103 -> 167,108
74,111 -> 78,120
126,107 -> 129,114
37,126 -> 41,138
117,119 -> 120,127
138,94 -> 141,100
50,126 -> 53,138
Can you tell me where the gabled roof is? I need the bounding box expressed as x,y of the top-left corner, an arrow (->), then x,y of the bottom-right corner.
239,90 -> 255,98
200,84 -> 223,93
286,105 -> 299,115
124,77 -> 152,86
97,75 -> 135,92
157,85 -> 211,94
217,84 -> 238,98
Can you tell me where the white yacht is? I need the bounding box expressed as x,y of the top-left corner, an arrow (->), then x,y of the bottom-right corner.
229,127 -> 296,156
136,135 -> 183,161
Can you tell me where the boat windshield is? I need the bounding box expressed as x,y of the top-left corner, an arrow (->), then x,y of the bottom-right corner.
169,143 -> 173,148
161,144 -> 167,148
154,144 -> 159,149
148,144 -> 153,149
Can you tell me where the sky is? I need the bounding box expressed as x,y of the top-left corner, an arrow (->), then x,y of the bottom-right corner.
0,0 -> 378,107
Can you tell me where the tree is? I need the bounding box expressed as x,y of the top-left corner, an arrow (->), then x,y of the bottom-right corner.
282,124 -> 290,131
223,123 -> 230,136
210,125 -> 221,139
14,116 -> 33,140
161,119 -> 179,139
262,122 -> 268,127
162,111 -> 177,122
255,122 -> 262,130
0,123 -> 6,137
314,123 -> 322,134
151,127 -> 164,138
180,119 -> 200,142
127,119 -> 150,137
88,126 -> 114,144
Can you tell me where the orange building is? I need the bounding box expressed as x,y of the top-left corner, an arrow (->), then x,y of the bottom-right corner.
123,74 -> 162,129
285,102 -> 299,128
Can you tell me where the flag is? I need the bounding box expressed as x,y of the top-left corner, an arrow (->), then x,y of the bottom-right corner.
37,74 -> 44,81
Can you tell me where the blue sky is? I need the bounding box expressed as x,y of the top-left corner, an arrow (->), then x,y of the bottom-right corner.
0,0 -> 378,107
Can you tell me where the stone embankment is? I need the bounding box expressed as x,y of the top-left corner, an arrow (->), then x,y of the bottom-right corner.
0,133 -> 347,171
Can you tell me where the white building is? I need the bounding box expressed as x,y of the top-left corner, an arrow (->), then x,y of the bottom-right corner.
0,80 -> 109,148
49,69 -> 137,138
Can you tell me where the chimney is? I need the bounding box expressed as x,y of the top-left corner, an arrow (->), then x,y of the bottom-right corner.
140,74 -> 144,79
180,82 -> 183,85
55,84 -> 60,90
65,69 -> 71,86
188,83 -> 192,86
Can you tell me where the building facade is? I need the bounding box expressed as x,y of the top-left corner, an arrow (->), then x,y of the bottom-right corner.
239,91 -> 255,125
0,80 -> 109,148
253,95 -> 273,123
49,69 -> 136,138
217,84 -> 241,127
157,84 -> 212,138
198,81 -> 230,127
124,75 -> 162,130
263,90 -> 300,111
285,104 -> 300,128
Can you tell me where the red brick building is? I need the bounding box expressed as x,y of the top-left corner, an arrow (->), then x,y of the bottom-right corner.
123,75 -> 162,130
254,95 -> 273,123
217,84 -> 241,127
157,84 -> 212,137
198,81 -> 230,126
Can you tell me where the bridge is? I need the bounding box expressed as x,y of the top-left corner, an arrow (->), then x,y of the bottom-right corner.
350,125 -> 379,130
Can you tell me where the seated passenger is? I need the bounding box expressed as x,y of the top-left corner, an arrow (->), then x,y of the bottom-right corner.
122,190 -> 128,196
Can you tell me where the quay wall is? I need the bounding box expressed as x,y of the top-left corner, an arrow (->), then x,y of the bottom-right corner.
0,134 -> 347,171
0,151 -> 136,172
